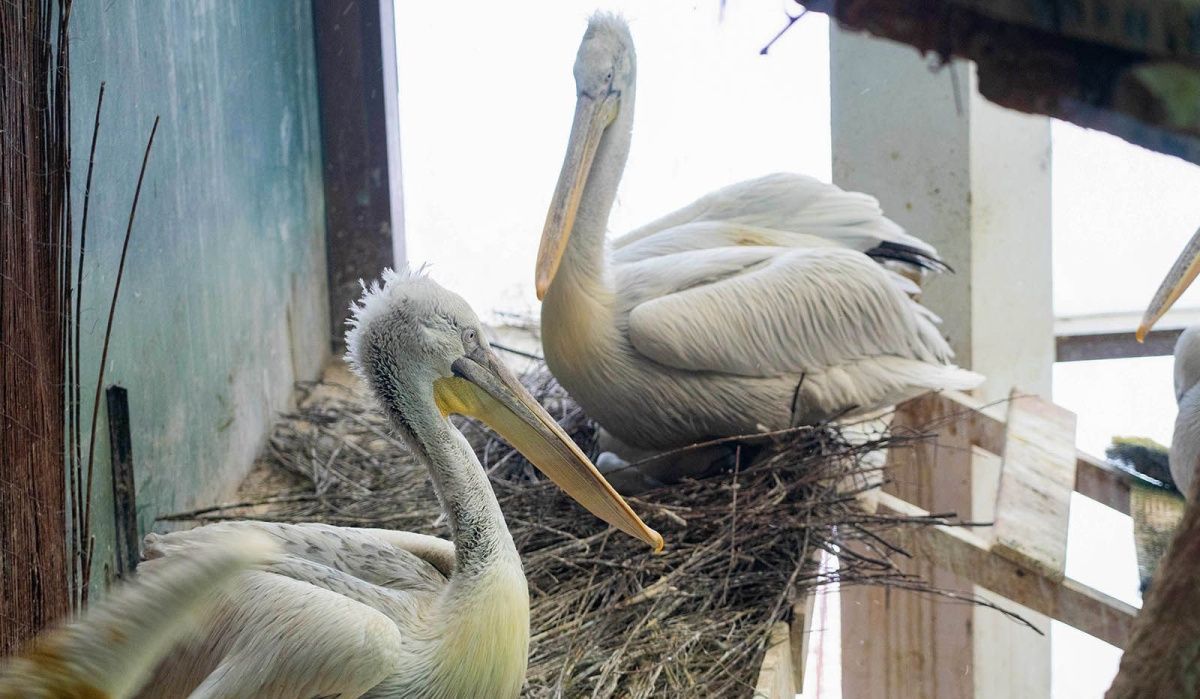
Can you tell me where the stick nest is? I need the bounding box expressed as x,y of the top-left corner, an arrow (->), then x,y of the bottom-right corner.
168,364 -> 959,698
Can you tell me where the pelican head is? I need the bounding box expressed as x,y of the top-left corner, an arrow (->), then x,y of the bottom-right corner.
346,267 -> 662,550
536,14 -> 636,299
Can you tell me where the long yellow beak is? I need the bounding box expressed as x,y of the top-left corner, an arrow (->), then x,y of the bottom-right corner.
433,346 -> 662,551
1138,226 -> 1200,342
535,91 -> 619,300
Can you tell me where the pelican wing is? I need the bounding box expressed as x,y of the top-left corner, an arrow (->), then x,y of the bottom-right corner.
162,572 -> 405,699
622,246 -> 962,379
613,173 -> 946,272
145,520 -> 456,582
137,522 -> 446,698
0,533 -> 271,699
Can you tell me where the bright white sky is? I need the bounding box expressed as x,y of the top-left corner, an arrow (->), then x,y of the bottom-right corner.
393,0 -> 829,318
394,3 -> 1200,697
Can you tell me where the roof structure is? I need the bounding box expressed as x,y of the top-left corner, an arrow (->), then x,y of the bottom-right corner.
809,0 -> 1200,164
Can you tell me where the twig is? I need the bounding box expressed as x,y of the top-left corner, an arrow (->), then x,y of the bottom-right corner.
81,116 -> 159,592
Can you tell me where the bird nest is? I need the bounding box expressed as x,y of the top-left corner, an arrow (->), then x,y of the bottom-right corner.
164,363 -> 975,698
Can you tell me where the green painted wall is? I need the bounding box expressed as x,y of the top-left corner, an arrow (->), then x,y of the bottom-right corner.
69,1 -> 329,589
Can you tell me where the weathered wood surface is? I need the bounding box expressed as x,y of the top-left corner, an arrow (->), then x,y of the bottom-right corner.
872,491 -> 1137,649
841,392 -> 976,699
754,621 -> 796,699
991,391 -> 1077,579
938,390 -> 1133,514
953,0 -> 1200,60
811,0 -> 1200,166
789,592 -> 818,694
106,386 -> 140,579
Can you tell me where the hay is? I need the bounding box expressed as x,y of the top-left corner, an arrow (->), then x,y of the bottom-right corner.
164,365 -> 972,698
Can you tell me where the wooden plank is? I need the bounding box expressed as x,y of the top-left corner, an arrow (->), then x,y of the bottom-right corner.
992,391 -> 1078,579
872,491 -> 1137,649
313,0 -> 402,344
789,581 -> 819,693
754,621 -> 796,699
1076,450 -> 1133,515
106,386 -> 139,579
915,391 -> 1133,515
841,391 -> 975,699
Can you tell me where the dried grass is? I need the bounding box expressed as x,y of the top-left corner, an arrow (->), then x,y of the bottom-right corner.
164,365 -> 974,698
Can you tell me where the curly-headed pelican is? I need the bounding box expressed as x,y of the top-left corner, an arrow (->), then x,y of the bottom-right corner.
1139,227 -> 1200,500
535,15 -> 982,479
130,269 -> 660,698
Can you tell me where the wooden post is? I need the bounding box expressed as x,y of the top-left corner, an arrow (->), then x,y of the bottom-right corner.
0,0 -> 71,653
832,21 -> 1055,697
312,0 -> 404,345
106,386 -> 140,579
841,394 -> 976,698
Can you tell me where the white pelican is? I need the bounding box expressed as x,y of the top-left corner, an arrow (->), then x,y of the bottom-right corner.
0,533 -> 273,698
133,269 -> 661,698
535,15 -> 982,474
1138,227 -> 1200,500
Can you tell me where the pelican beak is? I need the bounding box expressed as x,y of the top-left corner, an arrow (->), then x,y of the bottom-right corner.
1138,226 -> 1200,342
536,91 -> 619,300
433,347 -> 663,551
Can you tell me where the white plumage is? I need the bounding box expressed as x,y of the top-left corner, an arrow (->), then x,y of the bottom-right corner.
0,533 -> 273,699
535,15 -> 982,465
42,269 -> 660,699
135,521 -> 522,699
1171,327 -> 1200,498
1140,226 -> 1200,499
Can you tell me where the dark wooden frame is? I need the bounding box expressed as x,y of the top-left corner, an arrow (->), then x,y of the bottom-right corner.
312,0 -> 405,345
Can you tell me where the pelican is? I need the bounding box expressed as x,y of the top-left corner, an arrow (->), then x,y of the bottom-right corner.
132,268 -> 660,698
535,15 -> 982,475
1138,227 -> 1200,500
0,533 -> 273,699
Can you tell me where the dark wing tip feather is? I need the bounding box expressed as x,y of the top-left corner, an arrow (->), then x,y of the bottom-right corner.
865,241 -> 954,275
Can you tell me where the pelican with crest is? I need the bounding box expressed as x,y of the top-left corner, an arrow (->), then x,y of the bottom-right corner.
535,14 -> 982,480
83,268 -> 659,699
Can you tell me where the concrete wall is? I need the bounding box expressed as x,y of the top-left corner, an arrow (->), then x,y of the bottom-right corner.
69,1 -> 329,589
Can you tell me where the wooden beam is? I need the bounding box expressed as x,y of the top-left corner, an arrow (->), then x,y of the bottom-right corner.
1056,329 -> 1182,362
312,0 -> 403,346
1076,450 -> 1133,515
917,391 -> 1134,515
753,621 -> 796,699
789,593 -> 818,694
841,391 -> 976,698
873,491 -> 1137,649
991,392 -> 1077,579
106,386 -> 139,579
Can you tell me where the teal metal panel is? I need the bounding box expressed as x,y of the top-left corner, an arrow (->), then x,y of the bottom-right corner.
69,1 -> 329,591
